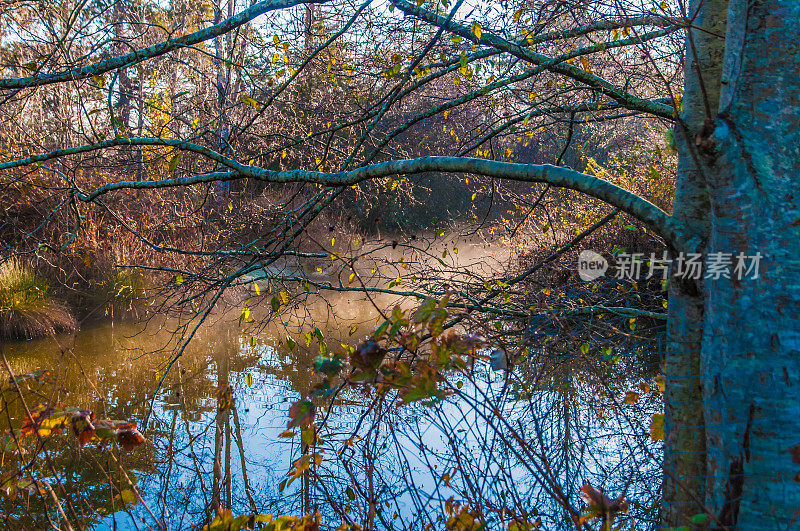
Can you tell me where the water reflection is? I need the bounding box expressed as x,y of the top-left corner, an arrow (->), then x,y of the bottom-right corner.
0,289 -> 663,530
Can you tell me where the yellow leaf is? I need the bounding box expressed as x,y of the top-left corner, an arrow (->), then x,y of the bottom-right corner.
348,272 -> 356,284
246,373 -> 253,387
253,282 -> 260,296
273,35 -> 280,46
443,109 -> 451,120
580,55 -> 590,71
279,291 -> 290,305
471,22 -> 482,41
119,489 -> 138,505
92,74 -> 105,88
513,9 -> 522,23
240,94 -> 261,110
650,413 -> 665,441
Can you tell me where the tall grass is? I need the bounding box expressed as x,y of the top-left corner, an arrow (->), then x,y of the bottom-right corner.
0,260 -> 76,340
83,269 -> 150,319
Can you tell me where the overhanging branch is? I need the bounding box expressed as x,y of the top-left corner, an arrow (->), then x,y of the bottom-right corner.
0,0 -> 323,90
390,0 -> 678,120
1,136 -> 691,249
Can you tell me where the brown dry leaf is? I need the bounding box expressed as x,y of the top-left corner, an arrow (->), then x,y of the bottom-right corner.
578,483 -> 629,525
350,340 -> 385,370
287,399 -> 316,430
623,391 -> 640,405
117,429 -> 146,451
215,385 -> 235,412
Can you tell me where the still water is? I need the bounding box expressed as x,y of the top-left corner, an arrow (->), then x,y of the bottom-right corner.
1,292 -> 394,529
0,266 -> 663,530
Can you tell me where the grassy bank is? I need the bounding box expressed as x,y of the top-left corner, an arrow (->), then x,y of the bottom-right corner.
0,260 -> 76,340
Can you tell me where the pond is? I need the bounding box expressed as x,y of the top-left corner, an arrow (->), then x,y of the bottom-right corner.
0,254 -> 664,530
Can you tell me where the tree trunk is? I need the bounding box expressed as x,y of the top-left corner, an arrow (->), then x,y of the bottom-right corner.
700,0 -> 800,526
664,0 -> 726,525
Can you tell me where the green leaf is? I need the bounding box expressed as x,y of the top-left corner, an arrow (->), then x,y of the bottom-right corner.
691,514 -> 708,524
286,335 -> 296,351
373,320 -> 390,339
345,487 -> 355,500
168,153 -> 181,173
271,296 -> 280,312
412,299 -> 436,323
427,308 -> 448,337
95,427 -> 116,439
